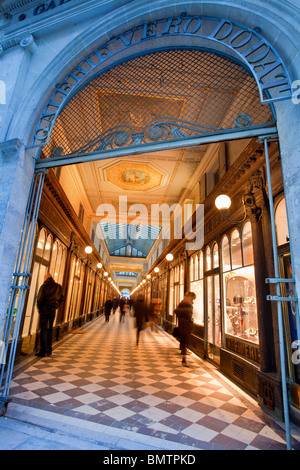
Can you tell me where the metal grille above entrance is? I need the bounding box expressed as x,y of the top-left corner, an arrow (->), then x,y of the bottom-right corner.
40,49 -> 275,164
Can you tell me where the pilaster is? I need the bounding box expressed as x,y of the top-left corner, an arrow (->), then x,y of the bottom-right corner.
0,139 -> 35,339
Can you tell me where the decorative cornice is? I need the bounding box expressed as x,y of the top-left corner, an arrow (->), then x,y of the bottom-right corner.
1,0 -> 41,14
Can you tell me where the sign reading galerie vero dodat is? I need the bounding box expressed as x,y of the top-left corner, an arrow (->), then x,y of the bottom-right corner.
33,14 -> 292,146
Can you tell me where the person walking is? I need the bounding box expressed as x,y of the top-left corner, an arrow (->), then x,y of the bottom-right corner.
119,297 -> 126,323
36,273 -> 64,357
174,292 -> 196,366
133,295 -> 147,346
104,297 -> 113,322
112,296 -> 119,314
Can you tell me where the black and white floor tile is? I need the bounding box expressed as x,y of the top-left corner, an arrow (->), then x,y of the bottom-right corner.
9,313 -> 300,450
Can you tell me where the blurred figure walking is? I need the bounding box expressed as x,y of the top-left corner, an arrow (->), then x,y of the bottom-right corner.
112,296 -> 119,314
174,292 -> 196,366
104,297 -> 113,322
119,297 -> 126,323
133,295 -> 147,346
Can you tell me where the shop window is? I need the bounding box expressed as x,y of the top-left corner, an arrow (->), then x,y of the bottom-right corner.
222,236 -> 231,272
194,255 -> 199,280
213,243 -> 219,268
199,251 -> 204,279
275,198 -> 289,246
223,224 -> 258,344
190,257 -> 194,282
64,255 -> 85,322
83,268 -> 95,315
179,262 -> 184,301
44,234 -> 52,262
242,222 -> 254,266
169,268 -> 174,316
206,246 -> 211,271
207,274 -> 221,350
169,262 -> 185,317
36,228 -> 46,258
190,251 -> 204,325
231,229 -> 242,269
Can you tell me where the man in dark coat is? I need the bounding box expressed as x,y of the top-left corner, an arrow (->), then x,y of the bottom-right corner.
104,297 -> 113,322
174,292 -> 196,366
36,273 -> 64,357
119,297 -> 126,323
133,295 -> 147,346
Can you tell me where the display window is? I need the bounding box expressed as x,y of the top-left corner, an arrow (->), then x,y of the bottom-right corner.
65,255 -> 85,322
169,262 -> 185,316
205,243 -> 221,363
180,262 -> 184,301
190,251 -> 204,325
83,268 -> 95,315
169,268 -> 174,316
275,198 -> 289,246
207,273 -> 221,347
222,224 -> 259,344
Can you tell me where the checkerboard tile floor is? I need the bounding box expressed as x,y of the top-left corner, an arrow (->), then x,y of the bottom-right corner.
10,313 -> 300,450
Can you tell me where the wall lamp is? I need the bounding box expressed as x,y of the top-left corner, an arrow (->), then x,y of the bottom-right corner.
166,253 -> 174,262
154,267 -> 159,273
215,194 -> 247,225
97,262 -> 102,269
84,245 -> 93,265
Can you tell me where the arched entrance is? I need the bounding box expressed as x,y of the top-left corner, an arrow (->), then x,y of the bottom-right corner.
38,48 -> 275,166
0,14 -> 297,449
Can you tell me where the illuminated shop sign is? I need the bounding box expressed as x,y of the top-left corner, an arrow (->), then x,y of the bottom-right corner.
34,15 -> 292,145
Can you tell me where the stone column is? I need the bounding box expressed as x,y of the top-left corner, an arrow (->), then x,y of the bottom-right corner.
0,140 -> 35,340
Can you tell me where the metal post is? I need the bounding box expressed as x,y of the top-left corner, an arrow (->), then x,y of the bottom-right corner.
0,171 -> 45,413
263,137 -> 292,450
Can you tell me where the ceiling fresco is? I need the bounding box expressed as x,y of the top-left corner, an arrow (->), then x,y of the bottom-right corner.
105,161 -> 163,191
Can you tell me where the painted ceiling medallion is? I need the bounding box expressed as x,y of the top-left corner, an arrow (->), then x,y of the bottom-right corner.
106,162 -> 163,191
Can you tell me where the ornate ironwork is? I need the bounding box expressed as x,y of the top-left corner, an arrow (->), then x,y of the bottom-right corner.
39,47 -> 275,163
33,15 -> 292,150
52,115 -> 271,158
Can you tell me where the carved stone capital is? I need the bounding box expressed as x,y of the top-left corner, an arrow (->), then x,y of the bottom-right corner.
20,33 -> 37,53
247,169 -> 265,195
70,233 -> 79,255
